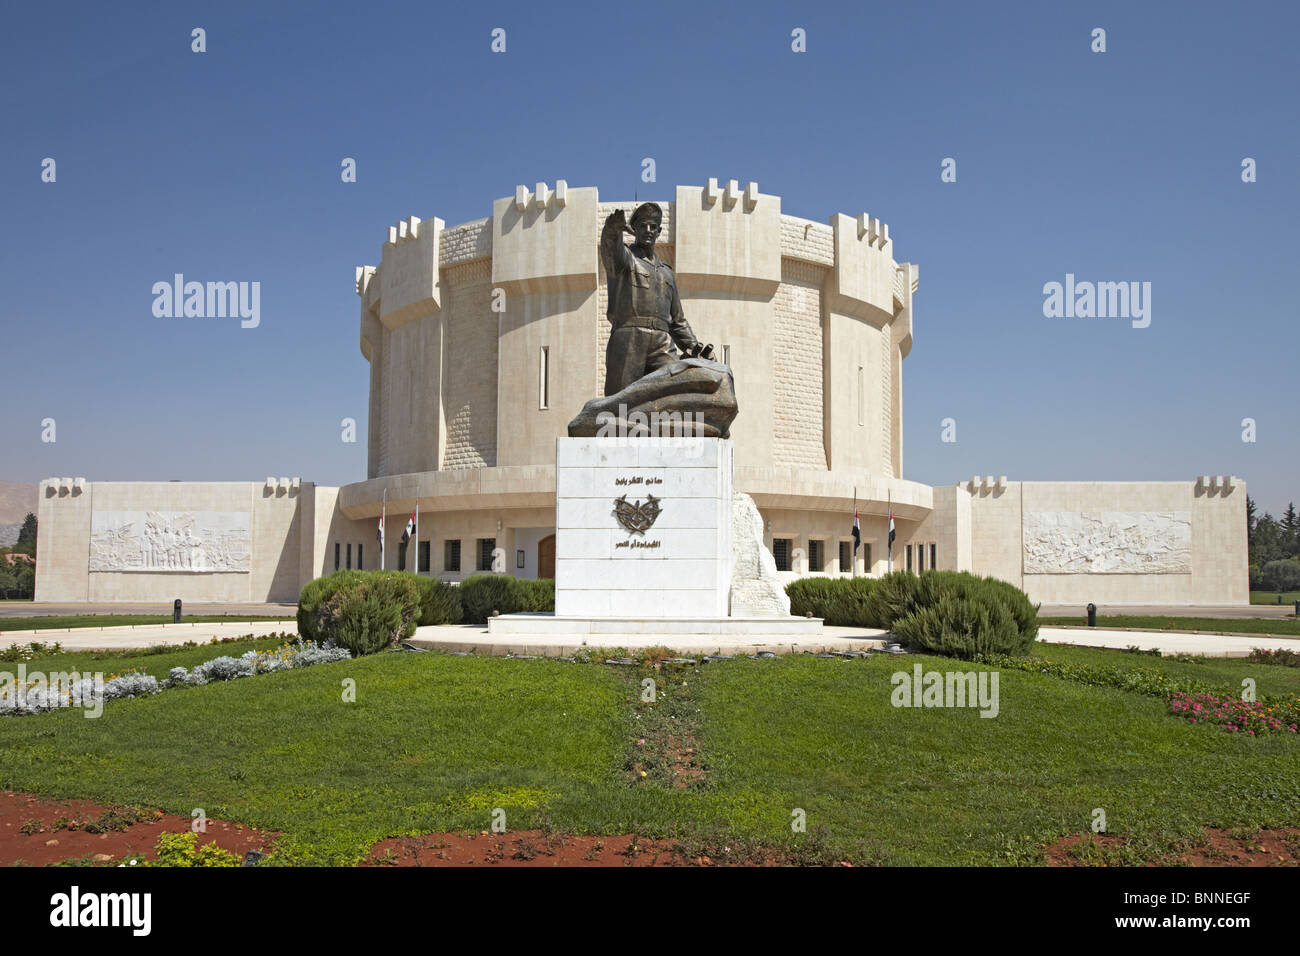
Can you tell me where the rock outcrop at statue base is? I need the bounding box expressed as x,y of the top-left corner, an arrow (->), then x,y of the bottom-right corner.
729,492 -> 791,617
567,358 -> 738,438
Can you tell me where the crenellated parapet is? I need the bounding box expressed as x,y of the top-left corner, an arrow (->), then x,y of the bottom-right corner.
827,211 -> 901,326
492,180 -> 598,294
674,178 -> 781,295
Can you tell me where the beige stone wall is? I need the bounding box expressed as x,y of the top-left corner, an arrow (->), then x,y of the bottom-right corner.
959,479 -> 1248,606
440,259 -> 497,469
35,480 -> 311,603
773,259 -> 826,467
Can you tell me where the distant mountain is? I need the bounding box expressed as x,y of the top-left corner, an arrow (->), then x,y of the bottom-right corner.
0,483 -> 39,540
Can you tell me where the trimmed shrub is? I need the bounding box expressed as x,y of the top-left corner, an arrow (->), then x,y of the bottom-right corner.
785,577 -> 875,626
416,576 -> 463,626
314,572 -> 421,655
457,574 -> 516,625
512,578 -> 555,613
888,570 -> 1039,659
863,571 -> 924,628
297,570 -> 366,641
455,575 -> 555,624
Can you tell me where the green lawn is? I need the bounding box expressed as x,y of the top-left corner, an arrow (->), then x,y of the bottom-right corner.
1,639 -> 1297,865
0,614 -> 292,632
1039,615 -> 1300,636
1252,590 -> 1300,606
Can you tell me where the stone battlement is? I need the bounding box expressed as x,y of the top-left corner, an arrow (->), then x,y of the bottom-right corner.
356,181 -> 917,329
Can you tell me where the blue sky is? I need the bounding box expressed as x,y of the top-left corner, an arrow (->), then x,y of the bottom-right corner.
1,0 -> 1296,516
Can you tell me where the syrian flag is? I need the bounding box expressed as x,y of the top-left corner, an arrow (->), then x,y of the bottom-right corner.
377,503 -> 385,550
888,511 -> 896,550
851,507 -> 861,553
401,510 -> 416,546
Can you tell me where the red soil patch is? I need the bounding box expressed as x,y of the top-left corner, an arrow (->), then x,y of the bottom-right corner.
1045,828 -> 1300,866
0,791 -> 276,866
365,831 -> 682,867
363,830 -> 843,867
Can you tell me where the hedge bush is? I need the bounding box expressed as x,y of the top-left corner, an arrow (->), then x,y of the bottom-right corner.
415,576 -> 463,626
785,577 -> 875,625
511,578 -> 556,613
456,575 -> 556,624
862,571 -> 925,629
890,571 -> 1039,659
297,570 -> 367,641
457,574 -> 515,625
309,571 -> 422,655
781,571 -> 1038,657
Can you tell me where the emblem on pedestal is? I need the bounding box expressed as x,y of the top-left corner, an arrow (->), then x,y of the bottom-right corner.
613,494 -> 661,535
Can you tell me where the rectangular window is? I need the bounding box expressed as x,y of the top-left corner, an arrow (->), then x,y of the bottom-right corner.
930,543 -> 936,571
723,344 -> 731,366
864,543 -> 872,572
773,538 -> 792,572
906,544 -> 913,573
516,549 -> 525,569
857,365 -> 864,426
334,542 -> 340,572
346,543 -> 352,570
839,540 -> 852,573
477,538 -> 496,572
539,346 -> 550,410
918,544 -> 924,573
808,539 -> 823,573
444,539 -> 461,573
419,541 -> 430,573
358,544 -> 363,570
398,545 -> 406,572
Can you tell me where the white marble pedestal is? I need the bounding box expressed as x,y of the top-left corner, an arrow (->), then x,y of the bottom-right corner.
487,436 -> 823,641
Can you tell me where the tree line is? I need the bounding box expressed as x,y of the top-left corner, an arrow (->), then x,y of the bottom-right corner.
0,512 -> 36,599
1247,496 -> 1300,592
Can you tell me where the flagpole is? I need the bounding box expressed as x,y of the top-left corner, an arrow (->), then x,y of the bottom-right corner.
852,487 -> 857,578
415,504 -> 420,576
381,490 -> 386,571
887,490 -> 892,575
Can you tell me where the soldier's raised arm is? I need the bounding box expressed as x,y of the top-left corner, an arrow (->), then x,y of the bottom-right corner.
601,208 -> 634,275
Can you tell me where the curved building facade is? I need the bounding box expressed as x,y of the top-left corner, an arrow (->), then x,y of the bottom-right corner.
340,180 -> 932,580
35,181 -> 1248,606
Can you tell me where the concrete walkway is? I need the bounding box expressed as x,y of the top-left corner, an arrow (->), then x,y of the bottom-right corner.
0,602 -> 297,619
3,619 -> 1298,659
407,623 -> 890,657
1036,626 -> 1300,658
0,620 -> 296,651
1038,604 -> 1295,619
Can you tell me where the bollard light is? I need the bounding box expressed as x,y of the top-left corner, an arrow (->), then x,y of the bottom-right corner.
173,598 -> 182,624
1086,603 -> 1097,628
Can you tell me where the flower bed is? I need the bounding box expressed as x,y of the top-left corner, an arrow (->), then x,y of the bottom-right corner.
0,640 -> 351,716
164,641 -> 350,687
1169,692 -> 1300,736
978,651 -> 1300,736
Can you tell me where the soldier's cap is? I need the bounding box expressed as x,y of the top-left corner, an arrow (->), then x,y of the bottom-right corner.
629,202 -> 663,227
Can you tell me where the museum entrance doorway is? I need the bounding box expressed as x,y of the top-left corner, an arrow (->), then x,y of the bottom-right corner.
538,534 -> 555,580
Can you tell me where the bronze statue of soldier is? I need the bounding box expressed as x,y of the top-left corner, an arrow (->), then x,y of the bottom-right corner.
600,202 -> 714,396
